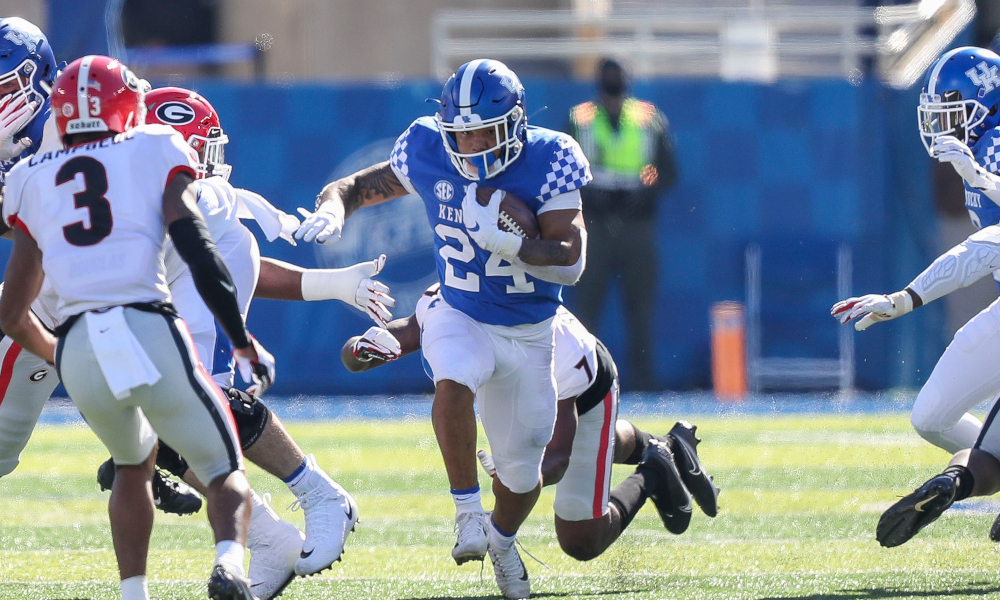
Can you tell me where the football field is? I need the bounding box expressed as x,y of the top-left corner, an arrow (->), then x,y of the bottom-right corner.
2,403 -> 1000,600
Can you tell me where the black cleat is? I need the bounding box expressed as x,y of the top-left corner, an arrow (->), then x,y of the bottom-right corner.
208,564 -> 258,600
991,512 -> 1000,542
97,457 -> 203,516
639,439 -> 692,535
876,473 -> 956,548
667,421 -> 720,518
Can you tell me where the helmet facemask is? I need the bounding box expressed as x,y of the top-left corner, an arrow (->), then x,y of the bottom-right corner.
918,89 -> 992,155
188,126 -> 232,181
0,57 -> 45,125
437,105 -> 524,181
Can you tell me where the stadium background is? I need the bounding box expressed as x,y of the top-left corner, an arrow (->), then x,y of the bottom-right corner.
3,0 -> 995,395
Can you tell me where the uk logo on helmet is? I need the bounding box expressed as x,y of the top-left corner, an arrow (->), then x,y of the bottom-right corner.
434,180 -> 454,202
966,61 -> 1000,95
154,101 -> 196,125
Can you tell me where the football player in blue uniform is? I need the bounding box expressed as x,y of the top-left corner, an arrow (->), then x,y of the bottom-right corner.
832,46 -> 1000,547
298,59 -> 591,599
0,17 -> 54,173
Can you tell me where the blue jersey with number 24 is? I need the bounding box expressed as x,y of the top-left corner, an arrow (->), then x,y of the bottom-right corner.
389,116 -> 591,326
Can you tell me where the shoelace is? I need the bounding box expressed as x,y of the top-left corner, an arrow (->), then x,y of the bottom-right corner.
288,484 -> 345,541
454,512 -> 488,545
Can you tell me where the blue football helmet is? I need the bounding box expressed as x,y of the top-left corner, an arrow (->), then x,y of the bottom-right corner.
0,18 -> 56,132
436,59 -> 527,181
918,46 -> 1000,155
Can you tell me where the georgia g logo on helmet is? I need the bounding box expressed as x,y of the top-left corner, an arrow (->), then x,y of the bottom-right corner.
152,101 -> 196,126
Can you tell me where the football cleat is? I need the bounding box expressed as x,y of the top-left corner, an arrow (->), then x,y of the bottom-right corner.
666,421 -> 720,518
97,458 -> 202,516
289,455 -> 359,576
876,473 -> 956,548
990,512 -> 1000,542
248,493 -> 303,600
452,510 -> 489,565
487,538 -> 530,600
639,439 -> 693,535
207,563 -> 257,600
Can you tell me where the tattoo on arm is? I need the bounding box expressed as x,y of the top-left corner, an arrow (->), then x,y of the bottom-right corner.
317,161 -> 407,217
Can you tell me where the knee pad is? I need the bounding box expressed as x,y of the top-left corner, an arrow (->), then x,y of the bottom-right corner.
155,442 -> 190,479
494,459 -> 542,494
225,387 -> 271,451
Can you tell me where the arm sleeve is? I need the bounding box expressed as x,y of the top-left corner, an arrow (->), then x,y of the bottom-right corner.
168,215 -> 251,349
907,225 -> 1000,305
511,254 -> 586,286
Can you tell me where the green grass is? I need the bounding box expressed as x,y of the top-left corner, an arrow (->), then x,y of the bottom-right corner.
2,413 -> 1000,599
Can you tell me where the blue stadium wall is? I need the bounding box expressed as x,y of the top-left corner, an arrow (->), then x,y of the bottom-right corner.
0,79 -> 945,394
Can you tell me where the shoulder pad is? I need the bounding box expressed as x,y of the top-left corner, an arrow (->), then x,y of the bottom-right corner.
571,101 -> 598,126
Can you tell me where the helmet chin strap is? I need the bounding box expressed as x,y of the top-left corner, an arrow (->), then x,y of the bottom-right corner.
470,153 -> 496,180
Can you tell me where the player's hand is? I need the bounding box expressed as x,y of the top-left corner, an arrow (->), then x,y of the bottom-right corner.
931,136 -> 995,191
352,326 -> 402,362
461,183 -> 522,259
0,93 -> 36,161
295,204 -> 344,245
278,211 -> 301,246
233,336 -> 276,397
477,450 -> 497,478
347,254 -> 395,326
830,291 -> 913,331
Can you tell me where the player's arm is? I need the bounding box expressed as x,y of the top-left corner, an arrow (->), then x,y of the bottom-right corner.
341,315 -> 420,372
931,136 -> 1000,205
0,227 -> 56,363
833,225 -> 1000,330
255,256 -> 394,326
295,161 -> 410,244
163,170 -> 275,392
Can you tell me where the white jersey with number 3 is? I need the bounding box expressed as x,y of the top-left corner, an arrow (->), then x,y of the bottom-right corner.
2,124 -> 198,324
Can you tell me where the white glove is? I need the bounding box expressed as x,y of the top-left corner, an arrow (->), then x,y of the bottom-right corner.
0,94 -> 36,161
277,211 -> 300,246
477,449 -> 497,478
294,203 -> 344,245
931,136 -> 999,193
461,182 -> 522,260
830,291 -> 914,331
300,254 -> 396,326
352,326 -> 402,362
233,336 -> 276,397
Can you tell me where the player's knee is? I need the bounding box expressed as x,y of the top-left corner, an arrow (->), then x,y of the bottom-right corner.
910,386 -> 951,435
225,387 -> 271,451
542,452 -> 570,486
558,536 -> 602,562
495,461 -> 542,495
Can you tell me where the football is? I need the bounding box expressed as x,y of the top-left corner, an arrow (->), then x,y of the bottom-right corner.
476,186 -> 541,239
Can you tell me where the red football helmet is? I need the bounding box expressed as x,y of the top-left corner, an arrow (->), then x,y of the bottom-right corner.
52,55 -> 145,143
145,86 -> 231,180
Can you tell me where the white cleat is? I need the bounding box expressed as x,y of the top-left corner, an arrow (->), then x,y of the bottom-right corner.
451,510 -> 488,565
488,539 -> 530,599
248,494 -> 303,600
289,455 -> 359,576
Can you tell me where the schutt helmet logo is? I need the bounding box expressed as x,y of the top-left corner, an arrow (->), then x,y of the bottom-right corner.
154,101 -> 196,126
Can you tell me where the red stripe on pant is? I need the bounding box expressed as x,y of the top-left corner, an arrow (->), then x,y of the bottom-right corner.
592,390 -> 614,519
0,341 -> 24,409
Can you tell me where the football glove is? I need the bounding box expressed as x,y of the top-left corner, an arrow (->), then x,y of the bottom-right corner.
300,254 -> 395,326
931,136 -> 1000,196
295,203 -> 344,245
0,94 -> 36,161
461,182 -> 522,260
831,291 -> 914,331
352,326 -> 402,362
477,449 -> 497,478
233,336 -> 276,397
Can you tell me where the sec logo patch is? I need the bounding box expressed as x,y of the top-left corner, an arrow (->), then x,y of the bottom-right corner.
434,180 -> 454,202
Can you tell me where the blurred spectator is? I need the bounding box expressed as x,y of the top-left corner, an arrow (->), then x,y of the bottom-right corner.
567,58 -> 676,390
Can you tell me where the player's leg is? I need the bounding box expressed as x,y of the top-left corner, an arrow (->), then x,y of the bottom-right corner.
421,300 -> 496,564
573,216 -> 613,333
909,297 -> 1000,452
0,336 -> 59,477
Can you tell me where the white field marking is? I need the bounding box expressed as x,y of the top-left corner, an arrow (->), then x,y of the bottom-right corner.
752,431 -> 925,446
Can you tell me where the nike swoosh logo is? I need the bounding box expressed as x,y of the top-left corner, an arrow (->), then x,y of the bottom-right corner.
467,224 -> 480,233
346,502 -> 354,521
914,494 -> 939,513
681,446 -> 702,476
300,548 -> 314,558
519,565 -> 528,581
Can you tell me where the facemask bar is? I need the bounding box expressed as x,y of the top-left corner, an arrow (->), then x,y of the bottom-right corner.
189,127 -> 232,181
437,106 -> 524,181
0,58 -> 44,125
918,92 -> 990,155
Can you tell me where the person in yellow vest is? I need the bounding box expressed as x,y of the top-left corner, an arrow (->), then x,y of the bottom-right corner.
568,58 -> 677,390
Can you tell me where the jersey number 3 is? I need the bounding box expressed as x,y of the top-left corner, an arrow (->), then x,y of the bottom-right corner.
57,156 -> 113,247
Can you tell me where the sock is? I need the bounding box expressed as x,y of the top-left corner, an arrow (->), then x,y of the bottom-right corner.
944,465 -> 975,501
120,575 -> 149,600
215,540 -> 246,577
283,456 -> 310,487
489,517 -> 516,550
451,484 -> 483,514
608,465 -> 661,530
624,423 -> 653,465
